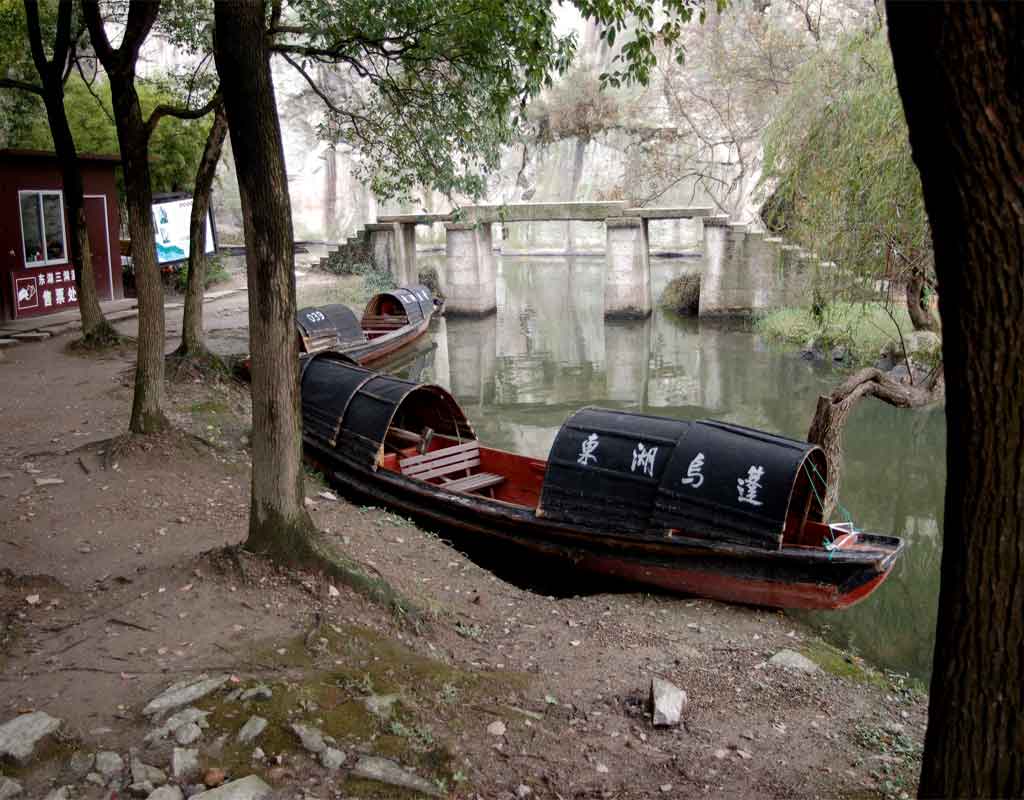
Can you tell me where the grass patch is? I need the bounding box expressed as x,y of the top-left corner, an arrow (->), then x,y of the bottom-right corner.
756,301 -> 915,365
660,273 -> 700,315
298,264 -> 397,311
801,638 -> 889,689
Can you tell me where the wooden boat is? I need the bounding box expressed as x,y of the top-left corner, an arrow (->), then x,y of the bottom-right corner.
300,353 -> 905,610
295,285 -> 440,365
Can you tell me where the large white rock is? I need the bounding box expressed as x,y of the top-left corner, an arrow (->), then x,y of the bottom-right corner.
0,777 -> 22,799
143,676 -> 229,716
95,750 -> 124,779
0,711 -> 62,764
767,649 -> 820,674
650,677 -> 687,727
290,723 -> 325,754
236,716 -> 267,745
191,775 -> 273,799
147,786 -> 185,800
171,747 -> 200,781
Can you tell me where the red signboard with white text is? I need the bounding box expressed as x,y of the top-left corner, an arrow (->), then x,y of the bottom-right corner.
12,267 -> 79,318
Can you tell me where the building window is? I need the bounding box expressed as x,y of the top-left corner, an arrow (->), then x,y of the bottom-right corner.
19,190 -> 67,266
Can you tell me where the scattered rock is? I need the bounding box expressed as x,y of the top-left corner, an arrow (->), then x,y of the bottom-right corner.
0,710 -> 62,763
595,763 -> 609,774
143,676 -> 229,716
147,708 -> 211,742
25,595 -> 41,606
67,750 -> 95,778
884,721 -> 906,735
148,787 -> 185,800
0,777 -> 21,799
85,772 -> 104,785
33,477 -> 64,487
350,756 -> 442,798
713,748 -> 728,760
42,788 -> 71,800
290,723 -> 325,754
650,677 -> 687,727
362,694 -> 399,719
251,748 -> 265,762
236,716 -> 267,745
172,748 -> 200,781
767,650 -> 820,674
204,767 -> 226,787
320,747 -> 345,770
127,780 -> 154,797
239,686 -> 272,703
736,749 -> 753,760
486,720 -> 506,737
131,751 -> 167,786
95,749 -> 125,780
660,784 -> 673,793
175,723 -> 203,746
515,785 -> 532,798
191,775 -> 273,799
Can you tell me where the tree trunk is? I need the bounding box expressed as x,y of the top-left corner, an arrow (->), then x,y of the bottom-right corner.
177,102 -> 228,358
887,3 -> 1024,798
43,94 -> 112,342
214,0 -> 314,551
905,268 -> 938,333
111,79 -> 166,433
806,366 -> 943,519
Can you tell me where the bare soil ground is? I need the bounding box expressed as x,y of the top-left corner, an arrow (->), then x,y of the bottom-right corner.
0,305 -> 926,800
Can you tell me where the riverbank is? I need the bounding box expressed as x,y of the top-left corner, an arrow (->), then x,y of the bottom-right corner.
0,319 -> 928,799
756,302 -> 940,368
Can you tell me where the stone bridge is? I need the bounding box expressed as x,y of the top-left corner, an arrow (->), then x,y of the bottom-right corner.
345,201 -> 814,317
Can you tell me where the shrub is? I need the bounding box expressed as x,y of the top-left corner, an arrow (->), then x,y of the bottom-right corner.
417,266 -> 444,298
660,273 -> 700,315
173,255 -> 231,293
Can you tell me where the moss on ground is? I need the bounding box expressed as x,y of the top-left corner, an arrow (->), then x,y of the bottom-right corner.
192,623 -> 530,795
801,638 -> 889,689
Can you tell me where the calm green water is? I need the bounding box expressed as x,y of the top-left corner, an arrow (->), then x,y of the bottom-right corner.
387,254 -> 945,681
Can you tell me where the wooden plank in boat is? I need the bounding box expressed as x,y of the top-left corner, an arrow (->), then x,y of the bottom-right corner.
405,456 -> 481,482
400,440 -> 479,468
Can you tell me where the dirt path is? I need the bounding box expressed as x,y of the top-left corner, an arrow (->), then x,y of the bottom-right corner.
0,320 -> 926,800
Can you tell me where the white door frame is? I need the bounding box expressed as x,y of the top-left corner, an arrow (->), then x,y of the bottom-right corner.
83,194 -> 115,301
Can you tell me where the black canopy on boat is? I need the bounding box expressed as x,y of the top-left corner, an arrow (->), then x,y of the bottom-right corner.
364,285 -> 434,325
295,304 -> 364,353
300,353 -> 474,467
538,408 -> 828,549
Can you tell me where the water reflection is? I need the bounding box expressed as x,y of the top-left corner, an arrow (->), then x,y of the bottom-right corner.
393,254 -> 944,681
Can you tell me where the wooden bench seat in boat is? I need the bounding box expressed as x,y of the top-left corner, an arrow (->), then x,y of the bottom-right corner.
362,314 -> 407,330
398,441 -> 505,495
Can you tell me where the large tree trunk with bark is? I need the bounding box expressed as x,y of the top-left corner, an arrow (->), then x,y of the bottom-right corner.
887,3 -> 1024,797
177,102 -> 228,358
83,1 -> 165,433
111,81 -> 166,433
806,366 -> 943,519
214,0 -> 312,551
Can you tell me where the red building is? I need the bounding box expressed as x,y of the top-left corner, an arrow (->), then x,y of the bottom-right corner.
0,149 -> 123,322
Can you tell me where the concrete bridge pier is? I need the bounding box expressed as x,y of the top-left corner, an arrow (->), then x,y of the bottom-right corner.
366,223 -> 396,277
444,222 -> 497,316
390,222 -> 419,286
697,215 -> 730,315
603,216 -> 651,319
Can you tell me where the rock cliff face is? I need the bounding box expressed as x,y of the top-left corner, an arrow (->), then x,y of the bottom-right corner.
193,1 -> 872,250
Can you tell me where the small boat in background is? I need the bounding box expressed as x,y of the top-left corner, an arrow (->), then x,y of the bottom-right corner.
299,353 -> 905,611
295,285 -> 441,364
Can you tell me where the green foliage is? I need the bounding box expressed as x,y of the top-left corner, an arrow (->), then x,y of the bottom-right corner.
172,254 -> 230,293
756,301 -> 915,365
3,75 -> 212,193
527,65 -> 622,144
762,25 -> 930,293
660,273 -> 700,315
417,266 -> 443,299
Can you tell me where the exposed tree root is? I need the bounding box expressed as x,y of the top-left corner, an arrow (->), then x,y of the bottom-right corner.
807,364 -> 944,517
67,320 -> 128,353
165,347 -> 231,383
245,511 -> 423,629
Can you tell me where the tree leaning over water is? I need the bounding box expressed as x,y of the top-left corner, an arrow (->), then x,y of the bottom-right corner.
886,2 -> 1024,796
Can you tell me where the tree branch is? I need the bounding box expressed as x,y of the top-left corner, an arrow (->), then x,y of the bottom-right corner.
0,77 -> 43,96
145,91 -> 222,140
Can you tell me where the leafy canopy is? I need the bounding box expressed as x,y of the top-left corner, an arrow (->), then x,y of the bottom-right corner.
762,24 -> 929,289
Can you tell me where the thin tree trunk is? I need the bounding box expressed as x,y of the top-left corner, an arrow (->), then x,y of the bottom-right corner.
83,1 -> 165,434
887,3 -> 1024,797
21,0 -> 112,342
806,366 -> 943,519
214,0 -> 313,550
177,102 -> 228,357
905,268 -> 938,333
112,82 -> 166,433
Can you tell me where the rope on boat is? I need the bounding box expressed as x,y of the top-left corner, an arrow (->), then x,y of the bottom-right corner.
802,459 -> 861,561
